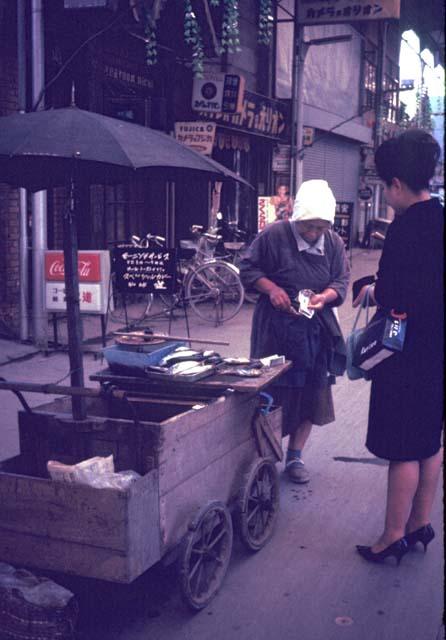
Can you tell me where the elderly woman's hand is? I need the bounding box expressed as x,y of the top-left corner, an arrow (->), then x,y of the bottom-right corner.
308,293 -> 327,311
269,286 -> 292,312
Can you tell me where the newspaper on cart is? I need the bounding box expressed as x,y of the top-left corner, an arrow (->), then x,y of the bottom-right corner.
47,455 -> 140,490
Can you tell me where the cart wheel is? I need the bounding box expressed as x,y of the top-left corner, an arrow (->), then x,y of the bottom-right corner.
237,458 -> 280,552
180,501 -> 233,610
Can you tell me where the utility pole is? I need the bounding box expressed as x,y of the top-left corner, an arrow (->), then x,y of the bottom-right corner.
289,0 -> 300,197
31,0 -> 48,348
373,21 -> 387,220
17,0 -> 29,342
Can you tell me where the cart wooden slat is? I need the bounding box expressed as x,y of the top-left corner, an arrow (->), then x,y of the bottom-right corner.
0,361 -> 290,605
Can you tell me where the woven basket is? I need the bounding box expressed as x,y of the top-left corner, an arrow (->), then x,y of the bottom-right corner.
0,564 -> 78,640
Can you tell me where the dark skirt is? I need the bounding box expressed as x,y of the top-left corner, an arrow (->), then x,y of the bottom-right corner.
270,384 -> 335,438
366,349 -> 444,461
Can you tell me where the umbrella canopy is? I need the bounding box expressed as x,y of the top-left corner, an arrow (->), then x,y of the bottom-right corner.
0,106 -> 250,192
0,106 -> 250,420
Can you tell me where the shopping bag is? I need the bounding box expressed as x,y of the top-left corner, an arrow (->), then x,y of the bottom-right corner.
352,310 -> 407,372
346,326 -> 369,380
346,286 -> 407,380
346,287 -> 372,381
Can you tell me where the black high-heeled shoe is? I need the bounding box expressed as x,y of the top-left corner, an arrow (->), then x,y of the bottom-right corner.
356,538 -> 409,566
405,524 -> 435,552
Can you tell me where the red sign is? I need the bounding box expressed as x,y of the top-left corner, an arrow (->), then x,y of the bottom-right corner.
45,252 -> 102,283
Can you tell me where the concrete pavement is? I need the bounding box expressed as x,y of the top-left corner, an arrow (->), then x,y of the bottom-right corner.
0,247 -> 443,640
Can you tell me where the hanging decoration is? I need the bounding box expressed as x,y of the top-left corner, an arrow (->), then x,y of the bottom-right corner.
184,0 -> 205,77
258,0 -> 273,45
130,0 -> 270,77
221,0 -> 241,54
143,10 -> 158,66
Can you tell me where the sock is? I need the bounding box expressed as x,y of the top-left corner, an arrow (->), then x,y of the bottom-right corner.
286,448 -> 302,461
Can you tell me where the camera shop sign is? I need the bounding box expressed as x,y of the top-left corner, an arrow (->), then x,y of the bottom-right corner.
192,74 -> 245,114
298,0 -> 400,24
174,122 -> 216,155
45,251 -> 110,314
200,90 -> 289,141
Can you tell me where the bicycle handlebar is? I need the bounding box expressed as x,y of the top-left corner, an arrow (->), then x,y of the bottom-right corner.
145,233 -> 166,245
129,233 -> 166,248
202,232 -> 222,242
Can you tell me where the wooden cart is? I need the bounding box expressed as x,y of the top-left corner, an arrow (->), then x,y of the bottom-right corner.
0,363 -> 289,610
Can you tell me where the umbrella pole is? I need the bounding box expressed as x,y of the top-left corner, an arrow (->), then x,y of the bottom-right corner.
63,173 -> 86,420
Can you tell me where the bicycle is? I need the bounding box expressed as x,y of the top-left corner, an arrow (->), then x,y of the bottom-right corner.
211,220 -> 259,305
155,226 -> 245,325
107,233 -> 165,326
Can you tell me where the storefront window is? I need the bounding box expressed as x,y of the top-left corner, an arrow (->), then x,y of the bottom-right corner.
383,58 -> 399,124
363,56 -> 377,111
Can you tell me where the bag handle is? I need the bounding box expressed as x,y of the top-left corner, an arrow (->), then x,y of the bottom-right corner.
351,285 -> 372,332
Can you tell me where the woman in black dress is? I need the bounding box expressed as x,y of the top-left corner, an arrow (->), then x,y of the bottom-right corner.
353,129 -> 443,565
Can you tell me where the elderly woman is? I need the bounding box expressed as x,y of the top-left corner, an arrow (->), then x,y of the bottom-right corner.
353,130 -> 443,565
240,180 -> 350,483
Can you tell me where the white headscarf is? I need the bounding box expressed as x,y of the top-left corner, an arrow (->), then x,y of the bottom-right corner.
291,180 -> 336,223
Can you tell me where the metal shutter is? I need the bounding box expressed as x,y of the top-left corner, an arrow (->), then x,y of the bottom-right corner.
302,131 -> 360,203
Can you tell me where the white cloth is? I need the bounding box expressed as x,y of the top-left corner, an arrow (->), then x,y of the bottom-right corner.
291,180 -> 336,223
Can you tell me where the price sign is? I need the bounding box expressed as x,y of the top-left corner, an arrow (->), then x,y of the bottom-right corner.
112,247 -> 177,294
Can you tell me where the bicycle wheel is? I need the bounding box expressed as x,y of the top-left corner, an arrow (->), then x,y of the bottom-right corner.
185,260 -> 244,324
108,290 -> 153,325
224,248 -> 259,305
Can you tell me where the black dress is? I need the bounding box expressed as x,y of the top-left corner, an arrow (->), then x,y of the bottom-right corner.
366,198 -> 444,461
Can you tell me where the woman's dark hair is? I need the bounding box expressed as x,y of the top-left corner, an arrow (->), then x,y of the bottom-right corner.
374,129 -> 441,191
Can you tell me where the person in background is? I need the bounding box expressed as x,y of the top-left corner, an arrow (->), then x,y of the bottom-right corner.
353,129 -> 443,566
240,180 -> 350,483
270,184 -> 294,221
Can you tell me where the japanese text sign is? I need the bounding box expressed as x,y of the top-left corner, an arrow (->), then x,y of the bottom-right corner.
112,247 -> 177,294
44,250 -> 110,314
192,74 -> 245,114
174,122 -> 216,155
298,0 -> 400,24
200,90 -> 289,141
334,202 -> 354,248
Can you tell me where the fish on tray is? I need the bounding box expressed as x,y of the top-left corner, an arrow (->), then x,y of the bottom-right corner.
145,361 -> 215,377
168,361 -> 215,376
159,348 -> 218,366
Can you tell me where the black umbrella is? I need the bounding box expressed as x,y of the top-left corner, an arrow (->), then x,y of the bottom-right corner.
0,107 -> 250,419
0,106 -> 250,190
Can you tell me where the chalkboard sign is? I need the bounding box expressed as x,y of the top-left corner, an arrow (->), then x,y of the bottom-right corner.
334,202 -> 353,248
112,247 -> 177,294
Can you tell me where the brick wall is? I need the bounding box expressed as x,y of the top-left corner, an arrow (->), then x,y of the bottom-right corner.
0,7 -> 20,336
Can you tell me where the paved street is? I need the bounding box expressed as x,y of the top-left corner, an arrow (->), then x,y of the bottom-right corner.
0,248 -> 443,640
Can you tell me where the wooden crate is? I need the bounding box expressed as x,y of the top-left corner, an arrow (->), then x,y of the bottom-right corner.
8,391 -> 282,579
18,392 -> 220,477
0,457 -> 160,583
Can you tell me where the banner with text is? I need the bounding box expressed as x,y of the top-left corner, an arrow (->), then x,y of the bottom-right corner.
257,197 -> 277,231
298,0 -> 400,25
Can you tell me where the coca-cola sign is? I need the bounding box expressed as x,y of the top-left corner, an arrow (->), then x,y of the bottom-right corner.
45,252 -> 101,282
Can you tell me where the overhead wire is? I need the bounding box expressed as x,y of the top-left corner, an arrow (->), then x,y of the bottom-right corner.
32,7 -> 130,112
